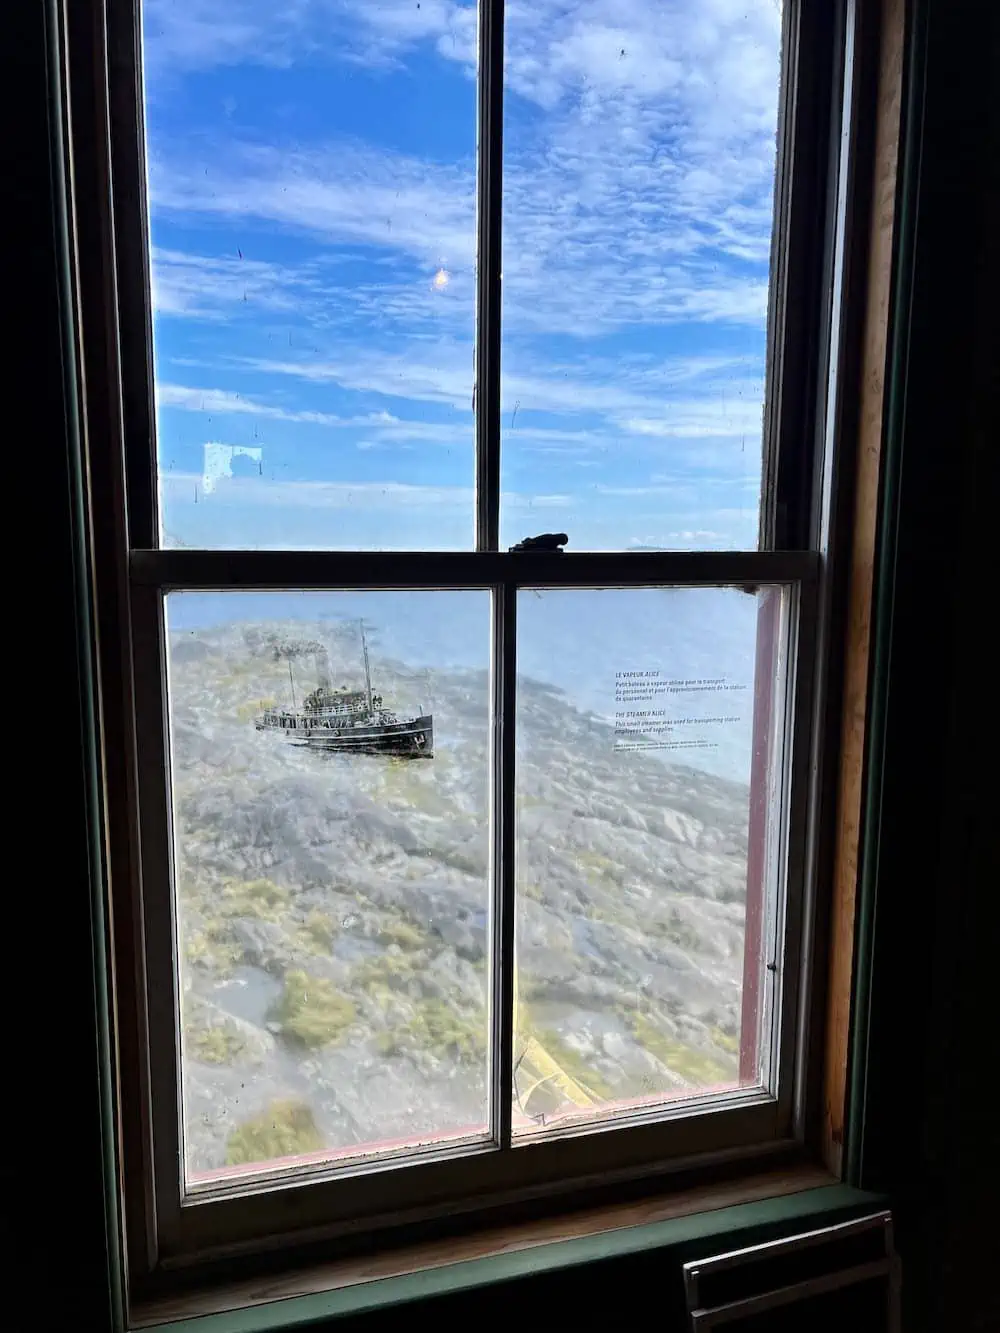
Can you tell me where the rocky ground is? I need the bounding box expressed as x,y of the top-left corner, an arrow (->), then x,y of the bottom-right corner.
169,619 -> 751,1177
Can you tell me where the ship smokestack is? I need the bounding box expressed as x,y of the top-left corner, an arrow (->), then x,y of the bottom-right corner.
314,647 -> 331,690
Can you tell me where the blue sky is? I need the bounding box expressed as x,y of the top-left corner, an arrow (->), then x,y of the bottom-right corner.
144,0 -> 782,552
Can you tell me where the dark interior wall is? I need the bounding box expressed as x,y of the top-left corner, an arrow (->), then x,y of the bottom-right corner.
11,1 -> 996,1329
13,2 -> 118,1328
856,2 -> 998,1329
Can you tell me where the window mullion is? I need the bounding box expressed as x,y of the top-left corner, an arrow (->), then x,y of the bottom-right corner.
475,0 -> 506,553
489,582 -> 517,1147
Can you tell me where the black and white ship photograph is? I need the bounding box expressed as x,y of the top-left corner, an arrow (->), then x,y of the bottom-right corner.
255,621 -> 434,757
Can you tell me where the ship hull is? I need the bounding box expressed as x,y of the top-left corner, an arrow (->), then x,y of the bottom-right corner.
257,713 -> 433,757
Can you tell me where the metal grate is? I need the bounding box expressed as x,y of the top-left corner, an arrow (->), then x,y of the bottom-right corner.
684,1211 -> 900,1331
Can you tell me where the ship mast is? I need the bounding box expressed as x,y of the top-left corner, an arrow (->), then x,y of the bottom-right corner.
359,619 -> 374,713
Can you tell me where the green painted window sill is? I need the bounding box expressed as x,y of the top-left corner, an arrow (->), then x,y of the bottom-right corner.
137,1183 -> 884,1333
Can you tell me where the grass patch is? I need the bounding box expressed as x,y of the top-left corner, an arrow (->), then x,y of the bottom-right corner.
378,997 -> 486,1065
271,970 -> 356,1048
436,846 -> 487,877
517,975 -> 554,1003
225,1100 -> 322,1167
184,931 -> 211,965
625,1010 -> 731,1085
377,918 -> 428,951
218,877 -> 289,922
514,1002 -> 614,1104
711,1025 -> 739,1056
298,909 -> 335,954
353,950 -> 421,1001
516,792 -> 547,812
575,849 -> 622,884
647,908 -> 703,954
379,760 -> 452,817
187,1022 -> 247,1065
183,924 -> 245,976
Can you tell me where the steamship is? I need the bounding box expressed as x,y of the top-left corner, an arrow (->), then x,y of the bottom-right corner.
254,622 -> 433,757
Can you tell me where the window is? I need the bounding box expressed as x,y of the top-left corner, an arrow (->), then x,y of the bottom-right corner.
66,0 -> 855,1288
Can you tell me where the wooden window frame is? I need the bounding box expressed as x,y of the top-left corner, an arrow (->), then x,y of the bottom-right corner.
52,0 -> 906,1308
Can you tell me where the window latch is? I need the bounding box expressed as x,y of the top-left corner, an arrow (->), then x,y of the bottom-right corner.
508,532 -> 568,553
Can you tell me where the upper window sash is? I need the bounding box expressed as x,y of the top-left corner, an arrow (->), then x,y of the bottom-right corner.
105,0 -> 843,561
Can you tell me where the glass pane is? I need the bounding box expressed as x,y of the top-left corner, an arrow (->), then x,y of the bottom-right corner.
513,586 -> 787,1135
499,2 -> 783,551
143,2 -> 479,550
166,591 -> 491,1184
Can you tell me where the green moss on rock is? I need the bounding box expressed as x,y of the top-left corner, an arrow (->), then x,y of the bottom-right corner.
271,970 -> 356,1048
225,1100 -> 322,1166
626,1010 -> 731,1085
299,909 -> 335,954
219,877 -> 289,922
376,997 -> 486,1066
188,1022 -> 247,1065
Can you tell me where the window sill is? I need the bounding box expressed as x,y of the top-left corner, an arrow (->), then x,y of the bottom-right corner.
131,1166 -> 884,1331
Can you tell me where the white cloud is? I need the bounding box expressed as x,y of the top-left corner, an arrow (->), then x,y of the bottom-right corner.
159,381 -> 476,445
145,0 -> 781,526
158,381 -> 347,424
340,1 -> 476,68
236,344 -> 765,448
152,145 -> 476,274
150,136 -> 770,337
621,397 -> 763,439
143,0 -> 477,75
161,469 -> 570,514
628,530 -> 729,546
150,248 -> 332,319
157,472 -> 754,553
142,0 -> 289,74
493,1 -> 781,337
244,345 -> 475,410
146,0 -> 782,341
165,470 -> 470,509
